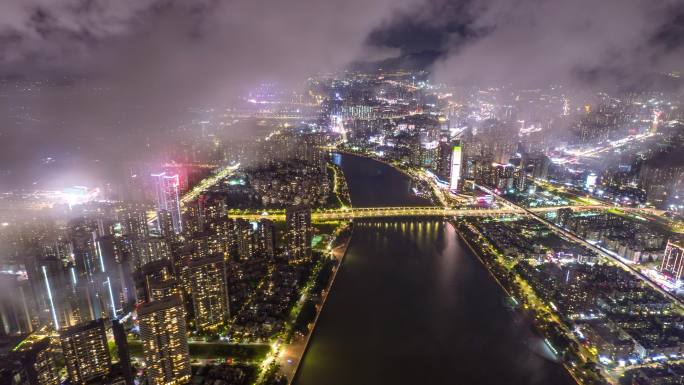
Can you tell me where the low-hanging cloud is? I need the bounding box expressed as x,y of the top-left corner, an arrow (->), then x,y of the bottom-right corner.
425,0 -> 684,90
0,0 -> 417,189
1,0 -> 683,190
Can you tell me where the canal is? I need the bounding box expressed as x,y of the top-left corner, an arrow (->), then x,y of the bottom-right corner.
293,153 -> 575,385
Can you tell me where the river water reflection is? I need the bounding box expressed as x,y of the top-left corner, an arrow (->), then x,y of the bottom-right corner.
293,153 -> 574,385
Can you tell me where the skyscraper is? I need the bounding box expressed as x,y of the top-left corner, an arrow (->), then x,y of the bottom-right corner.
151,172 -> 183,235
436,142 -> 452,183
137,295 -> 191,385
60,319 -> 111,384
188,255 -> 230,331
449,141 -> 463,192
286,205 -> 312,260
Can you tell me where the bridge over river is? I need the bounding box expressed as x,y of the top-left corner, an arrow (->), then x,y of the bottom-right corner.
226,204 -> 655,221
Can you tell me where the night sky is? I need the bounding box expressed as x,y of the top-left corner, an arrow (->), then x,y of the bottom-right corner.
0,0 -> 683,188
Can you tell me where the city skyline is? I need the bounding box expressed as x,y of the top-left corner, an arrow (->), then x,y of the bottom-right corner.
2,1 -> 684,385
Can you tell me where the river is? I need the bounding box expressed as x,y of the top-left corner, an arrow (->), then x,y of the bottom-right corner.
293,153 -> 575,385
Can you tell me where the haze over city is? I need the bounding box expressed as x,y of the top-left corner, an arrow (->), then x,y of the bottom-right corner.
1,1 -> 684,385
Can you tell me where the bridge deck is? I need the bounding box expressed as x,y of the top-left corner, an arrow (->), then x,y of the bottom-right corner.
226,205 -> 651,221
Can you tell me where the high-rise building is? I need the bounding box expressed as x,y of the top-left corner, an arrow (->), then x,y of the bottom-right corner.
435,141 -> 463,191
660,240 -> 684,284
585,173 -> 598,191
188,256 -> 230,331
0,273 -> 36,335
286,205 -> 312,260
7,337 -> 60,385
449,141 -> 463,192
95,235 -> 128,318
148,278 -> 181,302
134,238 -> 171,271
111,319 -> 134,385
208,218 -> 235,257
436,142 -> 452,183
556,208 -> 574,228
60,319 -> 111,384
25,256 -> 71,330
118,207 -> 149,240
234,219 -> 255,260
531,155 -> 551,181
151,172 -> 182,235
257,219 -> 276,258
515,154 -> 527,191
491,164 -> 515,191
137,259 -> 175,302
137,295 -> 191,385
514,168 -> 526,191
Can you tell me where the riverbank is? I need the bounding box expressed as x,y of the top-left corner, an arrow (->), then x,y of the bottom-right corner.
278,221 -> 354,384
451,219 -> 589,385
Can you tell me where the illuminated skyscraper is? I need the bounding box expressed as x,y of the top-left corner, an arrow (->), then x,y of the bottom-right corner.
286,205 -> 312,260
59,319 -> 111,384
188,256 -> 229,331
449,141 -> 462,192
151,172 -> 182,235
137,295 -> 191,385
435,141 -> 462,191
660,240 -> 684,284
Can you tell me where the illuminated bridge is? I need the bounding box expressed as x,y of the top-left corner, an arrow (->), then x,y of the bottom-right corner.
226,205 -> 642,221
